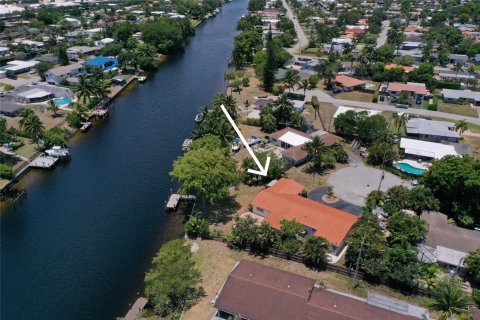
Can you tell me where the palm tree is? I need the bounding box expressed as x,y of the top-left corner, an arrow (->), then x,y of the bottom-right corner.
431,278 -> 470,320
75,76 -> 96,105
213,93 -> 238,120
284,69 -> 299,92
274,94 -> 293,127
298,79 -> 309,94
73,103 -> 90,122
303,235 -> 331,268
302,136 -> 328,169
135,43 -> 156,59
290,112 -> 306,130
22,114 -> 45,141
47,100 -> 60,117
393,112 -> 408,135
454,119 -> 468,135
453,63 -> 463,81
19,108 -> 35,130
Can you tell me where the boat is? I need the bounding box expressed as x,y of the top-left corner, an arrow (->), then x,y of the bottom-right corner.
182,139 -> 192,152
80,122 -> 92,132
45,146 -> 70,158
137,76 -> 147,83
231,138 -> 240,153
194,113 -> 203,123
247,135 -> 260,146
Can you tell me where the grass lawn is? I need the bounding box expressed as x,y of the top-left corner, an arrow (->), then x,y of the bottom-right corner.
429,116 -> 480,133
0,82 -> 15,91
0,179 -> 10,189
437,101 -> 478,118
183,239 -> 438,320
335,91 -> 374,103
462,135 -> 480,160
16,139 -> 38,159
382,111 -> 406,136
305,103 -> 337,132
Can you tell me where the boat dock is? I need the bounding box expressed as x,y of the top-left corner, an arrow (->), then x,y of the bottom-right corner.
166,194 -> 196,211
29,156 -> 58,169
124,297 -> 148,320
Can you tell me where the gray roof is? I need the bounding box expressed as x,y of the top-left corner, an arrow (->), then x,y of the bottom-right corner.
0,101 -> 23,113
448,54 -> 468,61
442,89 -> 480,102
48,63 -> 84,76
421,212 -> 480,254
405,118 -> 459,138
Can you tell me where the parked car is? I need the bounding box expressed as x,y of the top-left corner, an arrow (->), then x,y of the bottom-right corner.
395,103 -> 409,109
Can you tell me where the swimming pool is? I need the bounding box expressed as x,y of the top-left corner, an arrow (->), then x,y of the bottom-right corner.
396,162 -> 426,175
55,97 -> 72,106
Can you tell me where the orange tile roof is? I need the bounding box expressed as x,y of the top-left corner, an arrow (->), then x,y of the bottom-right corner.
384,64 -> 415,73
387,82 -> 428,95
357,19 -> 368,25
334,75 -> 367,88
251,178 -> 358,246
282,145 -> 308,161
346,28 -> 365,34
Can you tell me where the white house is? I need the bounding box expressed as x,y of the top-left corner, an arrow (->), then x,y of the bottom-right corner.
94,38 -> 115,47
45,63 -> 85,85
400,137 -> 471,160
64,17 -> 81,28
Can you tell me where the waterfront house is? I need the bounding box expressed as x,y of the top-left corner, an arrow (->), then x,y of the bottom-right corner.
45,63 -> 85,85
442,89 -> 480,106
400,137 -> 471,161
84,56 -> 118,71
14,88 -> 54,103
405,118 -> 460,142
250,178 -> 357,254
418,212 -> 480,269
213,260 -> 426,320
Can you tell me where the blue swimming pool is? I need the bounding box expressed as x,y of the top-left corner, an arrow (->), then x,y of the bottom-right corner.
397,162 -> 426,175
55,97 -> 72,105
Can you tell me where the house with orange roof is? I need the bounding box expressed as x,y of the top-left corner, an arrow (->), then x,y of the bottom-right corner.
387,82 -> 428,102
333,75 -> 367,92
251,178 -> 358,254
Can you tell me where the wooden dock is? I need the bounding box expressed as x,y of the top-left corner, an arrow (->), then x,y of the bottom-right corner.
166,194 -> 196,211
124,297 -> 148,320
29,156 -> 58,169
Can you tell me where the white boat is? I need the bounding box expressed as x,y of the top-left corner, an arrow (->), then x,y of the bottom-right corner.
247,135 -> 260,145
45,146 -> 70,158
194,113 -> 203,123
137,76 -> 147,83
231,139 -> 241,153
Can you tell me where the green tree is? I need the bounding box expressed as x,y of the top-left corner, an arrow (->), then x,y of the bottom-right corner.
41,127 -> 69,149
263,31 -> 276,92
280,219 -> 303,239
431,278 -> 471,320
393,112 -> 408,135
384,243 -> 421,290
0,163 -> 14,179
367,141 -> 398,166
421,156 -> 480,227
184,216 -> 209,239
302,136 -> 335,171
35,62 -> 54,81
242,151 -> 287,186
144,239 -> 202,317
283,69 -> 299,92
21,114 -> 45,141
75,76 -> 97,105
260,109 -> 277,133
230,215 -> 258,248
47,100 -> 60,117
303,235 -> 330,269
57,46 -> 69,66
454,119 -> 468,135
387,212 -> 428,245
298,79 -> 309,94
465,249 -> 480,284
170,146 -> 239,207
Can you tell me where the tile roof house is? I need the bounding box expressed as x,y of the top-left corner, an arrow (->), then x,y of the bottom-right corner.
269,127 -> 342,165
333,75 -> 367,92
213,260 -> 425,320
387,82 -> 428,101
251,178 -> 358,252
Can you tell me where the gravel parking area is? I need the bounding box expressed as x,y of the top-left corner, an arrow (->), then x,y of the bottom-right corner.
327,166 -> 411,206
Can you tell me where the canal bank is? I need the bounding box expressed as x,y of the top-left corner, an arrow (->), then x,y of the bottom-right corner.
0,1 -> 248,319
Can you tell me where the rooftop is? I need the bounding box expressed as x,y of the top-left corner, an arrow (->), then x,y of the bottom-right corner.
400,137 -> 468,159
387,82 -> 428,95
442,89 -> 480,102
48,63 -> 84,76
334,75 -> 367,87
405,118 -> 459,139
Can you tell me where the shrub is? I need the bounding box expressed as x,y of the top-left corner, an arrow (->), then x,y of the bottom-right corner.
436,80 -> 461,90
184,216 -> 209,239
66,112 -> 82,128
3,84 -> 14,91
240,118 -> 262,127
286,92 -> 305,101
372,90 -> 379,103
242,77 -> 250,87
0,163 -> 14,179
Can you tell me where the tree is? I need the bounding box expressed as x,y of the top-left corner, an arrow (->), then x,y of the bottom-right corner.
283,69 -> 299,92
21,114 -> 45,141
170,146 -> 239,207
465,249 -> 480,283
142,17 -> 194,54
431,278 -> 470,320
42,127 -> 69,149
384,244 -> 421,290
47,100 -> 60,117
357,114 -> 387,145
393,112 -> 408,135
184,216 -> 209,239
421,156 -> 480,227
387,212 -> 427,245
298,79 -> 309,94
230,216 -> 259,248
242,151 -> 287,186
75,76 -> 97,105
302,136 -> 331,170
397,91 -> 411,105
57,46 -> 69,66
454,119 -> 468,135
280,219 -> 303,239
35,62 -> 54,81
263,32 -> 276,92
334,110 -> 367,140
303,235 -> 330,269
273,94 -> 293,127
212,93 -> 237,120
260,107 -> 277,133
144,239 -> 202,317
367,141 -> 398,166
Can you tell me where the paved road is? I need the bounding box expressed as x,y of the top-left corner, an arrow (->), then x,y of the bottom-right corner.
376,20 -> 390,48
282,0 -> 308,54
0,75 -> 41,90
295,87 -> 480,125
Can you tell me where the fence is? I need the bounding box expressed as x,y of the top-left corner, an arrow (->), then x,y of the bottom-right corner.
209,235 -> 431,297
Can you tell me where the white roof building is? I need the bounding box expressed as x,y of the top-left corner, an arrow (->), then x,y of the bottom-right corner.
400,137 -> 462,159
279,131 -> 311,147
333,106 -> 382,118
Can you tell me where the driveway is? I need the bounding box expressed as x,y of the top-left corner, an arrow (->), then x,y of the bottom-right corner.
308,187 -> 362,216
0,75 -> 41,90
376,20 -> 390,48
282,0 -> 308,54
327,166 -> 412,206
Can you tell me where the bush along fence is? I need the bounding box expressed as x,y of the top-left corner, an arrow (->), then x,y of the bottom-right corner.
208,235 -> 431,297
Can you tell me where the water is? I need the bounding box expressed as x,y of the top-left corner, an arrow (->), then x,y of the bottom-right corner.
396,162 -> 426,175
0,1 -> 247,319
54,97 -> 72,106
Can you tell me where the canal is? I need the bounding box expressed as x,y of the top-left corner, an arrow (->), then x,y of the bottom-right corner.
0,1 -> 247,319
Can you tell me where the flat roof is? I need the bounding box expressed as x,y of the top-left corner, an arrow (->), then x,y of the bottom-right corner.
333,106 -> 381,118
48,63 -> 84,76
442,89 -> 480,101
17,88 -> 52,99
405,118 -> 459,138
400,137 -> 459,159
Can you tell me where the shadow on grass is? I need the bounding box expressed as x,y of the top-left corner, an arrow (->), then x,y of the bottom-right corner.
198,195 -> 240,225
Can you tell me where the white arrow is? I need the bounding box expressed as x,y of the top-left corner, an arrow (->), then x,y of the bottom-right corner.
220,104 -> 270,177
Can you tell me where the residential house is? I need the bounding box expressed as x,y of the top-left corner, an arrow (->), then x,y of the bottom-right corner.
84,56 -> 118,71
45,63 -> 85,85
64,17 -> 81,28
94,38 -> 115,47
2,60 -> 38,76
442,89 -> 480,106
333,106 -> 382,118
0,47 -> 12,59
448,54 -> 469,65
400,41 -> 422,50
400,137 -> 471,161
251,178 -> 357,253
36,53 -> 59,64
85,28 -> 103,38
14,88 -> 54,103
66,46 -> 101,60
405,118 -> 460,142
333,75 -> 367,92
475,54 -> 480,64
269,127 -> 341,165
213,260 -> 427,320
394,49 -> 423,62
0,101 -> 23,117
387,82 -> 428,102
385,64 -> 414,73
418,212 -> 480,269
438,70 -> 474,82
